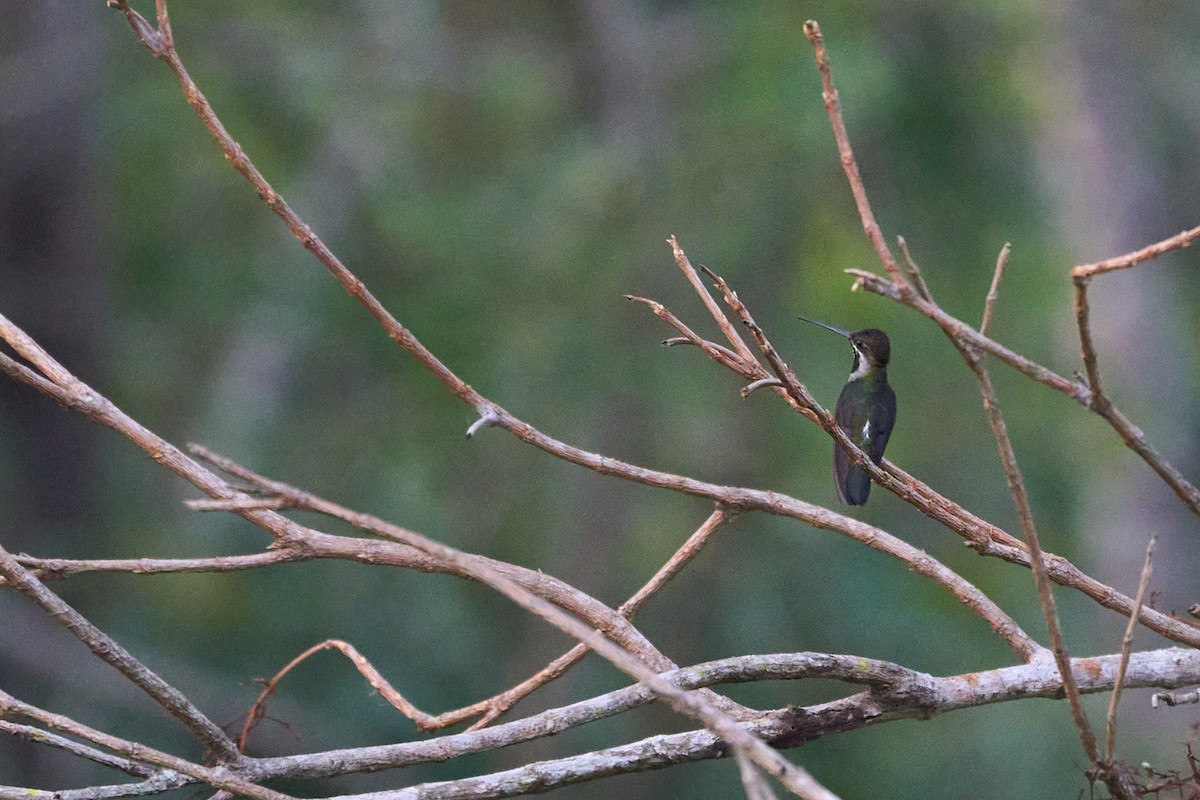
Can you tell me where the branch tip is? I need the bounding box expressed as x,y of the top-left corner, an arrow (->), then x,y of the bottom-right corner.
466,409 -> 502,439
741,378 -> 783,397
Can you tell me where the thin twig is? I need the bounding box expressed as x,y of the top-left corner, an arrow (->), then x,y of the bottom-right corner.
668,235 -> 759,364
625,294 -> 748,374
980,242 -> 1011,337
1072,275 -> 1106,411
1065,222 -> 1200,518
803,20 -> 908,291
699,265 -> 826,423
0,720 -> 158,778
1104,535 -> 1157,763
738,750 -> 782,800
0,690 -> 290,799
742,377 -> 784,397
187,497 -> 289,511
951,242 -> 1096,753
239,640 -> 436,750
465,406 -> 501,438
897,236 -> 933,302
0,541 -> 240,763
1070,222 -> 1200,280
10,550 -> 303,585
959,353 -> 1098,759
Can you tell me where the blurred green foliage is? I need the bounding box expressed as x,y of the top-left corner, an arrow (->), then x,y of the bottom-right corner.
2,1 -> 1199,797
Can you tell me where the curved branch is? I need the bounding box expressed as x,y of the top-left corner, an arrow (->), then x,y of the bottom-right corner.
239,648 -> 1200,787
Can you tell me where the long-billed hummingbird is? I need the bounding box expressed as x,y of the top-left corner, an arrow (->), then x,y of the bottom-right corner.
798,317 -> 896,506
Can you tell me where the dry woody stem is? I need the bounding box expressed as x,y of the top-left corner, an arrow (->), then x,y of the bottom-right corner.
1,7 -> 1197,799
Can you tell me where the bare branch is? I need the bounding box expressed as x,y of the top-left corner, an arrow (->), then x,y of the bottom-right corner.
239,640 -> 440,750
462,507 -> 737,731
896,236 -> 933,302
239,648 -> 1200,788
846,267 -> 1090,401
741,377 -> 784,397
88,3 -> 1191,670
1152,689 -> 1200,708
958,352 -> 1098,759
802,20 -> 909,291
0,541 -> 240,762
738,750 -> 782,800
1067,225 -> 1200,514
0,690 -> 290,799
1105,535 -> 1157,763
0,772 -> 191,800
979,242 -> 1011,337
625,294 -> 748,373
0,720 -> 158,779
668,235 -> 759,364
465,406 -> 501,438
1070,223 -> 1200,280
10,551 -> 302,584
186,497 -> 289,512
859,263 -> 1200,517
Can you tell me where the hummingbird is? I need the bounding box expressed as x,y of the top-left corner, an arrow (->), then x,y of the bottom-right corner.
798,317 -> 896,506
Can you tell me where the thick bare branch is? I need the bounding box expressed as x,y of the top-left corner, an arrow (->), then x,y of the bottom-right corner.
237,648 -> 1200,789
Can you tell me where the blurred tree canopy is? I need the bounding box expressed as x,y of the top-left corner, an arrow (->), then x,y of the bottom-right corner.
2,1 -> 1198,797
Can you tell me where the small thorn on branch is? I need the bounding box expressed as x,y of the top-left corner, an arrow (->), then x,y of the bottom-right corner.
624,294 -> 662,312
740,377 -> 783,397
467,407 -> 502,439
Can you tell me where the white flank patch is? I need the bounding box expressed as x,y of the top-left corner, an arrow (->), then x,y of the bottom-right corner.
862,419 -> 872,441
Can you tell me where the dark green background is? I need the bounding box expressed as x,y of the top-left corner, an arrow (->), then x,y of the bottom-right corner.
2,1 -> 1198,797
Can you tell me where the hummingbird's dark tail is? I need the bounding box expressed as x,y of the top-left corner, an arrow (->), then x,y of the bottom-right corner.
834,449 -> 872,505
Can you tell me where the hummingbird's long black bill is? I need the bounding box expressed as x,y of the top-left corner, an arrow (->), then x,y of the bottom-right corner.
797,316 -> 851,338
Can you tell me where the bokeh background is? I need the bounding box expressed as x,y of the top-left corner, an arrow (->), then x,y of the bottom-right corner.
2,1 -> 1198,797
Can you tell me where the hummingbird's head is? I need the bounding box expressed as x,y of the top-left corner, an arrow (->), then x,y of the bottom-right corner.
850,329 -> 890,368
797,316 -> 891,374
